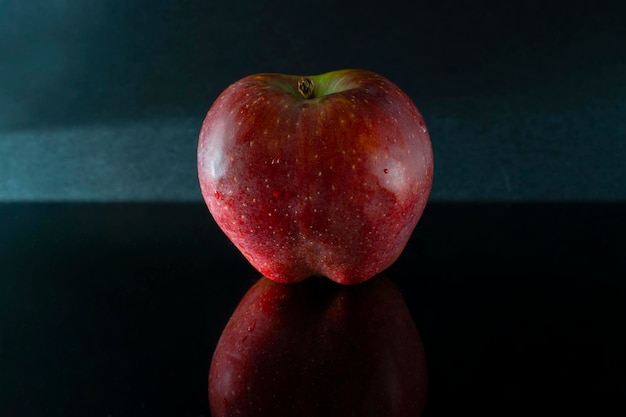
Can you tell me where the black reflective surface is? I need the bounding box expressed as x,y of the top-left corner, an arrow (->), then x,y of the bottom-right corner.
1,202 -> 624,416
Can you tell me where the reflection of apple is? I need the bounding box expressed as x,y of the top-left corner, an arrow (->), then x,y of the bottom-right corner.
208,275 -> 427,416
198,69 -> 433,284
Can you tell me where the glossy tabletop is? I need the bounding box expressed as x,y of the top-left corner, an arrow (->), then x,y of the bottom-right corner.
1,202 -> 624,416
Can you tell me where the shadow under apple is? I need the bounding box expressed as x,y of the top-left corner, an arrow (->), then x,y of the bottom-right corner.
208,275 -> 427,417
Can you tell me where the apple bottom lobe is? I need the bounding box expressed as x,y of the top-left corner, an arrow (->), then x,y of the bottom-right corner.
224,189 -> 425,286
239,234 -> 405,286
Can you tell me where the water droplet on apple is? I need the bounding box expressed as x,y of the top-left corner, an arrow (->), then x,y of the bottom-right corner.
247,319 -> 256,332
214,190 -> 221,199
271,148 -> 283,165
418,119 -> 427,133
384,168 -> 389,174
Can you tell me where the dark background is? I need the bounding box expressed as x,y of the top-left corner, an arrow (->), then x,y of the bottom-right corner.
1,0 -> 625,416
1,0 -> 625,201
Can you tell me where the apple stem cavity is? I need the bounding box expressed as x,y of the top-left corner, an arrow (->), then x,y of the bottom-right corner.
297,77 -> 315,99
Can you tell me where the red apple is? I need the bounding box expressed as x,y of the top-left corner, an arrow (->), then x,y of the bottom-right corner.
198,69 -> 433,284
208,274 -> 428,417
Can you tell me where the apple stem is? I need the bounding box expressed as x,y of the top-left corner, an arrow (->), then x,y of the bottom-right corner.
297,77 -> 315,99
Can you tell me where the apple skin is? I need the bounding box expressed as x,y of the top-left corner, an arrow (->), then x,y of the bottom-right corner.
198,69 -> 433,284
208,274 -> 427,417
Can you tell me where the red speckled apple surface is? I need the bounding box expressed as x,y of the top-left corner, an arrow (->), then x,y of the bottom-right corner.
198,69 -> 433,284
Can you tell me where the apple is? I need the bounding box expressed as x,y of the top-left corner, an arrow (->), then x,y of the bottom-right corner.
208,274 -> 428,417
198,69 -> 433,284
